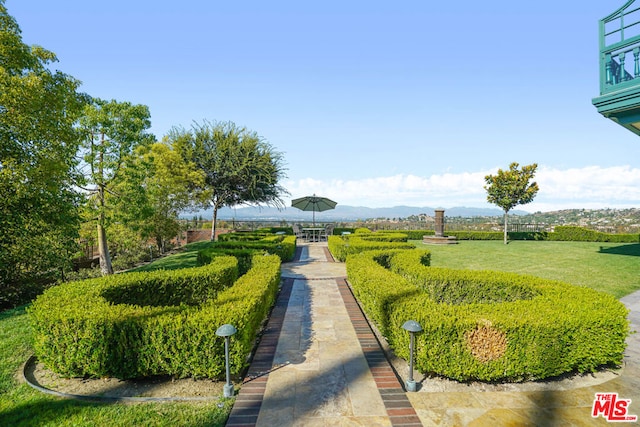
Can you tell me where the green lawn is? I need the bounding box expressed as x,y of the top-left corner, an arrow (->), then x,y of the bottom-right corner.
2,240 -> 638,425
0,305 -> 233,427
131,241 -> 216,272
0,240 -> 231,427
413,240 -> 640,299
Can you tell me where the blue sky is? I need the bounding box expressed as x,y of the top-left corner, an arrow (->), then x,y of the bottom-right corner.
7,0 -> 640,212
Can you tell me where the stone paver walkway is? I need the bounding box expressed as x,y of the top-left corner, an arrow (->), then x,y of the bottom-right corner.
226,242 -> 420,426
227,241 -> 640,426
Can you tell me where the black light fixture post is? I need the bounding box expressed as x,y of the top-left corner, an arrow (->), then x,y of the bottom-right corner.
215,324 -> 238,398
402,320 -> 422,392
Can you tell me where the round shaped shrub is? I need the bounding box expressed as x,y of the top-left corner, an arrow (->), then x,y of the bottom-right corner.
347,249 -> 629,382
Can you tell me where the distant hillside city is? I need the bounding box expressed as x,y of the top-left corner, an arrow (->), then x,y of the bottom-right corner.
187,206 -> 640,234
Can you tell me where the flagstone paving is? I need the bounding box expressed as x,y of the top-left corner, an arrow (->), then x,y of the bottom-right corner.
407,281 -> 640,426
226,241 -> 640,426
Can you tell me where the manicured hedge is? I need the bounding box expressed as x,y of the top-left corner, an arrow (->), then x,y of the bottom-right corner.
357,232 -> 409,242
218,233 -> 268,242
393,230 -> 508,240
255,227 -> 293,235
197,248 -> 255,276
549,226 -> 639,243
408,230 -> 543,240
401,230 -> 434,240
212,234 -> 296,262
333,227 -> 356,236
402,227 -> 637,242
346,249 -> 629,382
328,235 -> 416,262
29,254 -> 281,380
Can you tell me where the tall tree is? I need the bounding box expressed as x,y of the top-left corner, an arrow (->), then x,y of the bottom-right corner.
170,120 -> 288,240
484,162 -> 539,244
132,141 -> 204,252
78,98 -> 154,275
0,0 -> 86,307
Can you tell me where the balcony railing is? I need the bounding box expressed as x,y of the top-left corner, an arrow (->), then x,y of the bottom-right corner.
599,0 -> 640,94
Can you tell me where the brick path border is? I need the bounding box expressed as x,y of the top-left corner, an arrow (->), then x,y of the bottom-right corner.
336,278 -> 422,427
226,244 -> 422,426
226,247 -> 303,426
225,277 -> 295,426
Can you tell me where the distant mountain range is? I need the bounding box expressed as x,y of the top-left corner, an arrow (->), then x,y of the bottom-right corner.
185,205 -> 527,221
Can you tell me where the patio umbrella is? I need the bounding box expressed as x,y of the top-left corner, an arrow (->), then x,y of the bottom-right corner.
291,194 -> 337,225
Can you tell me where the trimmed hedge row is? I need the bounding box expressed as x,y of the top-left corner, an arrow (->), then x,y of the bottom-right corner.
402,230 -> 538,240
346,249 -> 629,382
549,226 -> 639,243
384,250 -> 539,305
327,235 -> 416,262
333,227 -> 356,236
212,234 -> 296,262
397,227 -> 638,242
357,232 -> 409,242
197,248 -> 255,276
402,230 -> 543,240
29,254 -> 281,379
255,227 -> 294,235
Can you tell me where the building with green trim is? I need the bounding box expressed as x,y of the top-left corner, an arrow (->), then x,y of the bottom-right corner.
593,0 -> 640,135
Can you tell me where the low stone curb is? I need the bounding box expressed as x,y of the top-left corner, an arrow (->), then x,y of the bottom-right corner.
22,355 -> 225,403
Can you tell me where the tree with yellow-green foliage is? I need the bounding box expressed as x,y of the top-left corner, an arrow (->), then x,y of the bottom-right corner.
484,162 -> 539,245
133,141 -> 205,252
0,0 -> 87,308
78,98 -> 155,275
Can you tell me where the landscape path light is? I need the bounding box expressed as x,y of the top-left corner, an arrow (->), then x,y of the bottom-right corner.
402,319 -> 422,392
215,323 -> 237,398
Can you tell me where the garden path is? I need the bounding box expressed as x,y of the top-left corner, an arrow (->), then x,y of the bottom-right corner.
226,241 -> 640,426
226,242 -> 420,426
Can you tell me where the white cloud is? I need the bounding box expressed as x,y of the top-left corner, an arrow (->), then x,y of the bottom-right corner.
284,165 -> 640,212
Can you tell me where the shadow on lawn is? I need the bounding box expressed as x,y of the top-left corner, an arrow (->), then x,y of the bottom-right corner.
598,243 -> 640,257
0,395 -> 102,427
0,394 -> 227,427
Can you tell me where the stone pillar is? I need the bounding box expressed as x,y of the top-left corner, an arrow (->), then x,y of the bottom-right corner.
434,209 -> 445,237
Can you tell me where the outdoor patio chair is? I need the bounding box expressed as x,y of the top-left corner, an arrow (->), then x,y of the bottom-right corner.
320,224 -> 334,241
292,224 -> 306,241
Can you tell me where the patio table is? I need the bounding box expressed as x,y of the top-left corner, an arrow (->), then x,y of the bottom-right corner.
303,227 -> 324,242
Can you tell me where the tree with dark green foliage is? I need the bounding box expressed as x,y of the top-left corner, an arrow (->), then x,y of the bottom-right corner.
0,0 -> 87,308
78,98 -> 154,275
484,162 -> 539,244
169,120 -> 288,241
